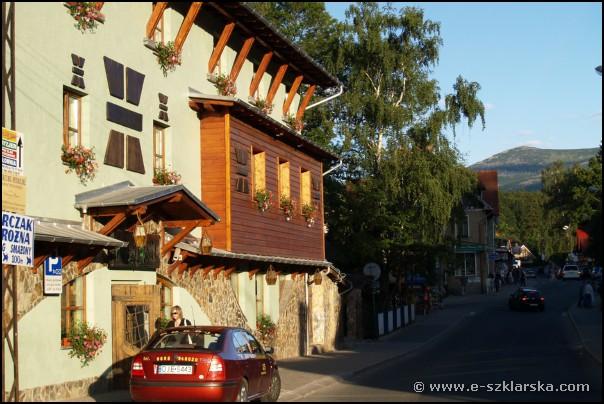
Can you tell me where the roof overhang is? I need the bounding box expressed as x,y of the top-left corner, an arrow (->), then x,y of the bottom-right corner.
189,92 -> 339,163
75,181 -> 221,223
203,2 -> 340,88
34,217 -> 127,248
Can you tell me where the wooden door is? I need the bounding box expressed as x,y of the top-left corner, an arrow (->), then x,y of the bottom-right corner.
111,284 -> 160,388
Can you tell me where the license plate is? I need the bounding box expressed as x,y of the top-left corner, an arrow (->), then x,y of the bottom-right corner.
158,365 -> 193,375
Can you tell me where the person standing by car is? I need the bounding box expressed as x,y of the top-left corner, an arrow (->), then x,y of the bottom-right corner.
167,305 -> 192,327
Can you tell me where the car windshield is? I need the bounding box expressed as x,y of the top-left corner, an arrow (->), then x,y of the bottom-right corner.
149,331 -> 224,351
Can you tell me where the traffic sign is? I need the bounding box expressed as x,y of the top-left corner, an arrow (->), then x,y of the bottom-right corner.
2,127 -> 24,174
2,211 -> 34,267
44,256 -> 63,294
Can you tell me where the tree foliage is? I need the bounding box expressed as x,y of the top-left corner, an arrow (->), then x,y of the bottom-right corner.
251,3 -> 487,295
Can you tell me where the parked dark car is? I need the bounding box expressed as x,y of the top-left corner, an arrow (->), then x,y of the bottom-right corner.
130,326 -> 281,402
509,287 -> 545,311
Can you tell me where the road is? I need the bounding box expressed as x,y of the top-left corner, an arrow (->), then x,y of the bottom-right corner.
291,278 -> 602,402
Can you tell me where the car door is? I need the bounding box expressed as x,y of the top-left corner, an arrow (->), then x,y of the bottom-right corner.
233,331 -> 257,394
243,331 -> 271,395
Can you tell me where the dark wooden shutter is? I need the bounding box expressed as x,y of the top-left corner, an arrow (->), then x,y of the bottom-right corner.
126,68 -> 145,106
236,177 -> 249,194
126,136 -> 145,174
103,57 -> 124,99
104,130 -> 125,168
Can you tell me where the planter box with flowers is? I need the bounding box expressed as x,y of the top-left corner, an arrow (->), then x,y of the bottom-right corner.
155,41 -> 182,77
283,113 -> 304,133
65,2 -> 105,34
279,195 -> 295,222
302,203 -> 316,227
254,189 -> 273,213
152,168 -> 181,185
61,144 -> 98,186
250,96 -> 273,115
256,314 -> 276,349
208,73 -> 237,97
67,320 -> 108,367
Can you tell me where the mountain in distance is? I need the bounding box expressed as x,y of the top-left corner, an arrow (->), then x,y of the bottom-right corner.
469,146 -> 599,191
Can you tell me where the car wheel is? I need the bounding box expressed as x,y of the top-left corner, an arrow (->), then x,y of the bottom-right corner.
261,370 -> 281,402
236,379 -> 249,402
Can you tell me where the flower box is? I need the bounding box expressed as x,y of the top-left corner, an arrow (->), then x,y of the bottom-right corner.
65,2 -> 105,33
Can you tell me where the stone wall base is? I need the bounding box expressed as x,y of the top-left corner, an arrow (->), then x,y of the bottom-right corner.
18,376 -> 109,402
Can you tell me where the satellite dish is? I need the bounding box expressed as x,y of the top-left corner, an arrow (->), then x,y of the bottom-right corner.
363,262 -> 381,280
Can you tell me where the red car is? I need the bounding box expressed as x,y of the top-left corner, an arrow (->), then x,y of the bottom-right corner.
130,326 -> 281,402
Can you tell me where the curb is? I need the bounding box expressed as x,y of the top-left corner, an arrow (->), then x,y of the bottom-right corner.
279,310 -> 473,402
566,304 -> 602,365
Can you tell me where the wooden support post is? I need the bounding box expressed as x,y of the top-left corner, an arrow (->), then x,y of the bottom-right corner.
283,75 -> 303,115
249,51 -> 272,97
161,220 -> 202,256
212,266 -> 225,280
189,264 -> 202,277
174,2 -> 203,53
248,268 -> 260,280
224,267 -> 236,279
146,2 -> 168,39
208,22 -> 235,73
202,265 -> 214,279
296,84 -> 316,121
265,64 -> 288,105
230,36 -> 255,82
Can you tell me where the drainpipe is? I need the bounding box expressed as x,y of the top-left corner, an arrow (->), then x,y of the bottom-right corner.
323,159 -> 343,177
305,85 -> 344,111
305,273 -> 310,356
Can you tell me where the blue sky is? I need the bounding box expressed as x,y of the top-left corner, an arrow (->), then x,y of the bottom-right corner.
325,2 -> 602,165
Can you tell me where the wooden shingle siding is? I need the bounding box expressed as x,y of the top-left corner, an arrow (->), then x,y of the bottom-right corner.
229,118 -> 324,260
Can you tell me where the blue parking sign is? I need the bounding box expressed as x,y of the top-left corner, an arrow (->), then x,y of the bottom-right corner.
44,256 -> 62,294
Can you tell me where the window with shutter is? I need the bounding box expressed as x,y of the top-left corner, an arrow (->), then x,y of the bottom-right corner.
104,130 -> 125,168
153,125 -> 165,172
63,91 -> 82,147
127,135 -> 145,174
253,150 -> 266,192
279,159 -> 290,199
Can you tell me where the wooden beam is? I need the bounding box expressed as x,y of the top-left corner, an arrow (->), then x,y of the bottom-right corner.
163,219 -> 211,228
208,22 -> 236,73
161,220 -> 203,256
167,194 -> 183,203
167,260 -> 181,276
248,268 -> 260,280
230,36 -> 255,82
202,265 -> 215,279
177,262 -> 189,277
146,2 -> 168,39
249,51 -> 273,97
212,266 -> 225,280
90,212 -> 128,236
33,255 -> 50,273
61,254 -> 76,268
296,84 -> 316,121
283,75 -> 303,115
265,64 -> 288,106
174,2 -> 203,53
189,264 -> 202,277
76,247 -> 103,273
224,267 -> 236,279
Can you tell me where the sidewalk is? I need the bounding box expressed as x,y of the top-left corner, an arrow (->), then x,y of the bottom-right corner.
278,288 -> 510,402
567,296 -> 602,364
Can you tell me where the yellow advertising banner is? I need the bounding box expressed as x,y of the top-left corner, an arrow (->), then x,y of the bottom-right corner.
2,169 -> 26,214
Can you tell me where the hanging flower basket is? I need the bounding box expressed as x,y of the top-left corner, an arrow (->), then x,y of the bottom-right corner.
313,270 -> 323,285
156,41 -> 181,77
301,203 -> 316,227
61,144 -> 98,186
254,189 -> 273,213
266,265 -> 278,285
279,195 -> 295,221
284,113 -> 304,132
67,320 -> 108,367
65,2 -> 105,34
152,168 -> 181,185
208,73 -> 237,97
251,96 -> 273,115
